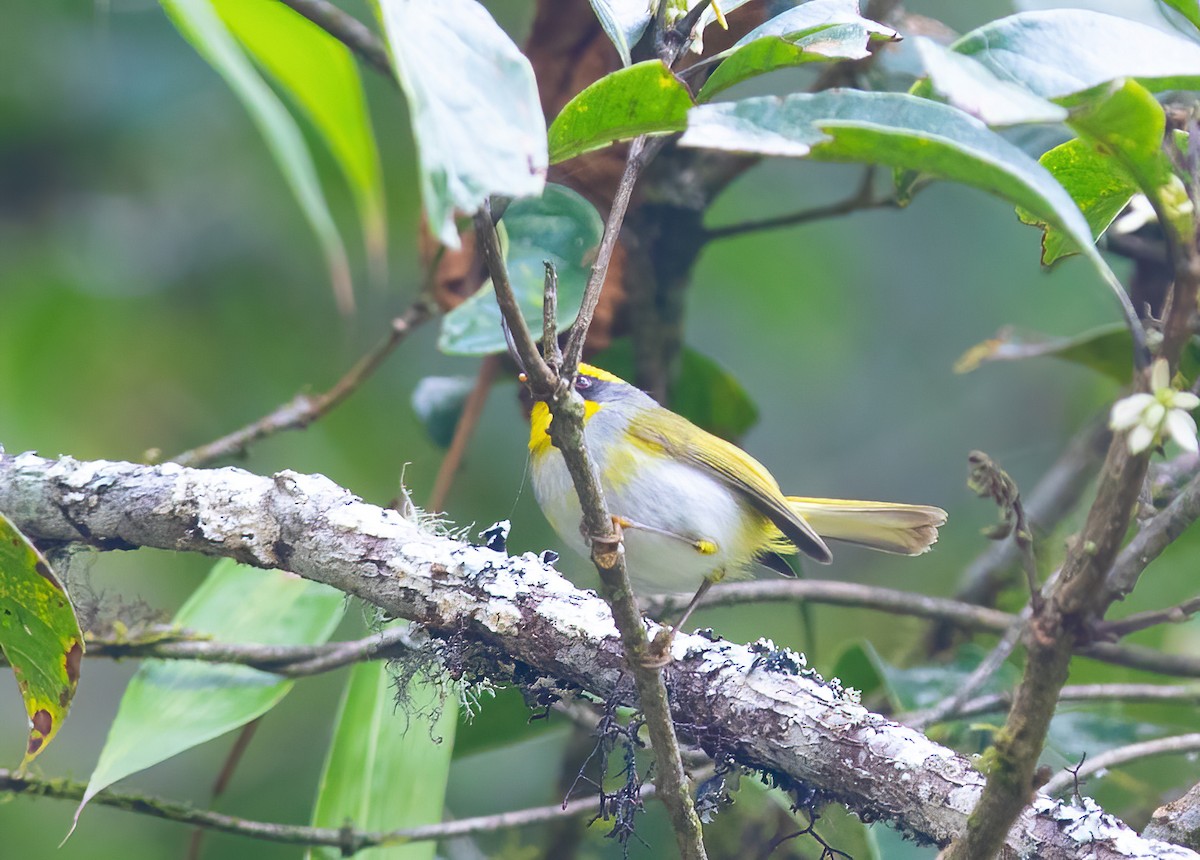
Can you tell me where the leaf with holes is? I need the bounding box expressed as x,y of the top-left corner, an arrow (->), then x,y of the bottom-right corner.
76,560 -> 344,823
0,511 -> 83,769
438,184 -> 603,355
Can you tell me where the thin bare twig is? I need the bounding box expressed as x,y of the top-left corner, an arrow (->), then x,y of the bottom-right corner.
0,767 -> 655,850
1096,596 -> 1200,639
954,682 -> 1200,721
1043,733 -> 1200,797
171,303 -> 432,467
277,0 -> 394,81
703,169 -> 894,242
428,354 -> 501,512
1105,469 -> 1200,601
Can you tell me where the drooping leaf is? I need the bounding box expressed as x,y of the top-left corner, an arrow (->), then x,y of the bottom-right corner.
212,0 -> 387,281
910,36 -> 1068,127
77,560 -> 344,819
438,184 -> 604,355
955,323 -> 1134,383
411,376 -> 476,447
950,9 -> 1200,98
161,0 -> 353,310
588,0 -> 652,67
697,0 -> 898,101
1016,139 -> 1138,265
670,348 -> 759,441
1161,0 -> 1200,31
0,511 -> 83,769
1064,79 -> 1193,243
547,60 -> 693,164
307,636 -> 458,860
377,0 -> 547,248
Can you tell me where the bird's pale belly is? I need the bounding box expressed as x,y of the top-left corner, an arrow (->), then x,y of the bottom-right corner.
530,444 -> 770,595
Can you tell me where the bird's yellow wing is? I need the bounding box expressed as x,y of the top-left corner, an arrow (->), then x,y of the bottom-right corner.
627,408 -> 832,563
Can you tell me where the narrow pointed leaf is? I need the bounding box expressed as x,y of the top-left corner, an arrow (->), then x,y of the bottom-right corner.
212,0 -> 387,281
955,323 -> 1134,383
78,560 -> 344,818
378,0 -> 547,248
439,184 -> 603,355
307,639 -> 458,860
1161,0 -> 1200,31
588,0 -> 652,67
548,60 -> 693,163
950,9 -> 1200,98
911,36 -> 1068,127
0,511 -> 83,768
161,0 -> 354,310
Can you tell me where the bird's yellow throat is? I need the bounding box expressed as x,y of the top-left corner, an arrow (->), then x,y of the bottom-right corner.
528,399 -> 603,457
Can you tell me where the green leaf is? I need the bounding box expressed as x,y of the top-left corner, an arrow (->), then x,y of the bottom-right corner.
307,637 -> 457,860
547,60 -> 694,164
955,323 -> 1134,383
211,0 -> 387,281
411,376 -> 476,447
910,36 -> 1068,127
77,560 -> 344,819
1016,139 -> 1138,265
161,0 -> 354,310
827,641 -> 885,701
950,9 -> 1200,98
698,0 -> 898,101
438,184 -> 604,355
867,642 -> 1019,714
378,0 -> 547,248
1161,0 -> 1200,31
0,511 -> 83,769
587,0 -> 651,67
1065,79 -> 1194,243
680,90 -> 1140,339
670,348 -> 759,441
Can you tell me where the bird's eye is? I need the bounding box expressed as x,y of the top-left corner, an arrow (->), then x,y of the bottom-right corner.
574,375 -> 593,392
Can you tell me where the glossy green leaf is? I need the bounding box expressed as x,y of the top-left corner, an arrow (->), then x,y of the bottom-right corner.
955,323 -> 1134,383
77,560 -> 344,819
0,511 -> 83,769
1161,0 -> 1200,30
698,0 -> 897,101
950,9 -> 1200,98
669,348 -> 759,441
411,376 -> 476,447
588,0 -> 651,67
547,60 -> 693,164
1065,79 -> 1193,243
307,638 -> 458,860
910,36 -> 1068,127
161,0 -> 353,310
1016,139 -> 1138,265
212,0 -> 387,280
438,184 -> 604,355
378,0 -> 547,248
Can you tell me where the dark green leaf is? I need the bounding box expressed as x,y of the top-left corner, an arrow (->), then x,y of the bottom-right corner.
307,635 -> 457,860
911,36 -> 1068,127
378,0 -> 547,247
212,0 -> 386,281
547,61 -> 693,164
1016,139 -> 1138,265
828,641 -> 885,701
955,323 -> 1134,383
411,376 -> 476,447
161,0 -> 353,308
438,184 -> 604,355
78,560 -> 344,818
950,9 -> 1200,98
587,0 -> 651,67
0,511 -> 83,768
670,348 -> 759,441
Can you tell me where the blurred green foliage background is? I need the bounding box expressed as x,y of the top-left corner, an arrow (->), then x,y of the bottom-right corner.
3,2 -> 1197,858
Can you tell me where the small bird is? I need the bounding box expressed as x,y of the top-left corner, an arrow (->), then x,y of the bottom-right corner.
526,363 -> 947,646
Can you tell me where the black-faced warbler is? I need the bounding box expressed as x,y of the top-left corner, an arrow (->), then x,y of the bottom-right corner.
527,363 -> 947,635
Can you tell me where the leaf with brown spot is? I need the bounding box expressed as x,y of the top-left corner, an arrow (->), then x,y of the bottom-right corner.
0,509 -> 84,770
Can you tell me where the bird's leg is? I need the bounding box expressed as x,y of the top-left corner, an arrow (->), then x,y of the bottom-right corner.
644,578 -> 714,668
612,515 -> 719,556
